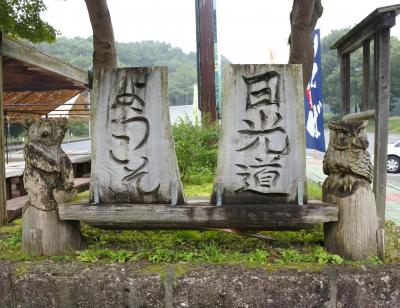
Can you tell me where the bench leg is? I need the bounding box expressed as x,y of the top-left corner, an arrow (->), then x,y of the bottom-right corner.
6,179 -> 12,200
17,176 -> 27,196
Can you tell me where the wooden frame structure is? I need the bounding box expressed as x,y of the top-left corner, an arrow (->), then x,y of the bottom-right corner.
0,33 -> 89,224
332,5 -> 400,231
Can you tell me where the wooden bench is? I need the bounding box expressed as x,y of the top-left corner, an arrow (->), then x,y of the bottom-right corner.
6,177 -> 90,223
58,200 -> 338,230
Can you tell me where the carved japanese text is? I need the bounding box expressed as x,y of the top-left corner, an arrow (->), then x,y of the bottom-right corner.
235,71 -> 290,194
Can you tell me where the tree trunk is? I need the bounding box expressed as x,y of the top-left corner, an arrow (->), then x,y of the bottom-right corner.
288,0 -> 323,92
84,0 -> 117,71
323,184 -> 378,261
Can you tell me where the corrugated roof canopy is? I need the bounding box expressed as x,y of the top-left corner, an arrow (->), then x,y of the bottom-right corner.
1,34 -> 89,122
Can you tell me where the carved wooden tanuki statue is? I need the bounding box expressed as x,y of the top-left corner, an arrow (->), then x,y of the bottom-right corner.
323,120 -> 378,260
22,118 -> 81,255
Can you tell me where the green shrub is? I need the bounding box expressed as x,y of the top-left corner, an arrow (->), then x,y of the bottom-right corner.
68,120 -> 90,137
172,116 -> 218,184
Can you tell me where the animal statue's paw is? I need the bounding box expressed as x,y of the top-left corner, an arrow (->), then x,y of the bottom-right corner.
53,188 -> 77,205
323,173 -> 369,197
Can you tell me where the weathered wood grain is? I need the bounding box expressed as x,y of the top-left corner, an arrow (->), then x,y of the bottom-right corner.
362,40 -> 371,111
91,67 -> 184,204
342,109 -> 375,122
195,0 -> 218,124
0,33 -> 7,225
324,185 -> 378,261
211,65 -> 306,205
22,118 -> 81,255
340,54 -> 350,116
58,201 -> 338,230
23,206 -> 81,256
373,28 -> 390,229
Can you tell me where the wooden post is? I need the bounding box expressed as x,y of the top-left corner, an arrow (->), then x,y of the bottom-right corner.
373,28 -> 390,257
195,0 -> 217,125
0,33 -> 7,225
323,121 -> 378,260
362,40 -> 370,111
340,53 -> 350,116
373,29 -> 390,229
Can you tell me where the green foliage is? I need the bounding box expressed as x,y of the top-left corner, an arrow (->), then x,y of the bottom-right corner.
7,123 -> 26,144
36,36 -> 93,68
322,29 -> 400,116
274,247 -> 343,265
36,37 -> 231,107
68,120 -> 90,138
172,116 -> 218,184
0,0 -> 58,43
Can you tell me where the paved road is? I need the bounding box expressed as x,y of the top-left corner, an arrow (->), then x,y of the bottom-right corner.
388,174 -> 400,187
307,130 -> 400,187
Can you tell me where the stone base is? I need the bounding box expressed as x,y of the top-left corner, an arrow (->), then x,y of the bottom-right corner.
1,263 -> 400,307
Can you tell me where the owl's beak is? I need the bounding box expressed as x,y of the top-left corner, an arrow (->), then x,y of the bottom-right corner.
360,138 -> 369,149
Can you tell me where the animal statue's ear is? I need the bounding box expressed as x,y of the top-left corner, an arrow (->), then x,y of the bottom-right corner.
328,120 -> 339,131
23,118 -> 34,129
57,117 -> 69,129
361,120 -> 368,129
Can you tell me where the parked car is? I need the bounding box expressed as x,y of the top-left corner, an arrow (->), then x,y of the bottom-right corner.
387,140 -> 400,173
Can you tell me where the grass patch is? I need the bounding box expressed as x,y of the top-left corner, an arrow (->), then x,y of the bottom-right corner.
0,179 -> 396,268
307,180 -> 322,200
183,182 -> 213,198
184,180 -> 322,200
1,217 -> 397,267
366,117 -> 400,134
71,190 -> 90,203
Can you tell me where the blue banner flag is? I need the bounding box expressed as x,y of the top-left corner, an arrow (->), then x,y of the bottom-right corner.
304,29 -> 325,152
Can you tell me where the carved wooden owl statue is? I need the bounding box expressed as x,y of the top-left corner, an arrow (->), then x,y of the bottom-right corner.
323,120 -> 373,196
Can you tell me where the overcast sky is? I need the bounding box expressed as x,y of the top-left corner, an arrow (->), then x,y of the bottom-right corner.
42,0 -> 400,63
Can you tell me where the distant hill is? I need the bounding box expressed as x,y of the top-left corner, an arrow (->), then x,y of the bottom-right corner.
36,37 -> 229,106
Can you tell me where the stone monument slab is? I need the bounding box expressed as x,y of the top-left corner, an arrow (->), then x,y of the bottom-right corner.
91,67 -> 184,204
211,64 -> 306,204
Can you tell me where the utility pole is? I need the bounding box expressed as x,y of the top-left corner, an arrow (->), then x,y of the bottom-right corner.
195,0 -> 217,125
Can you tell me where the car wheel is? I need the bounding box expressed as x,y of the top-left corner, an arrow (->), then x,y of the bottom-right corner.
387,156 -> 400,173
